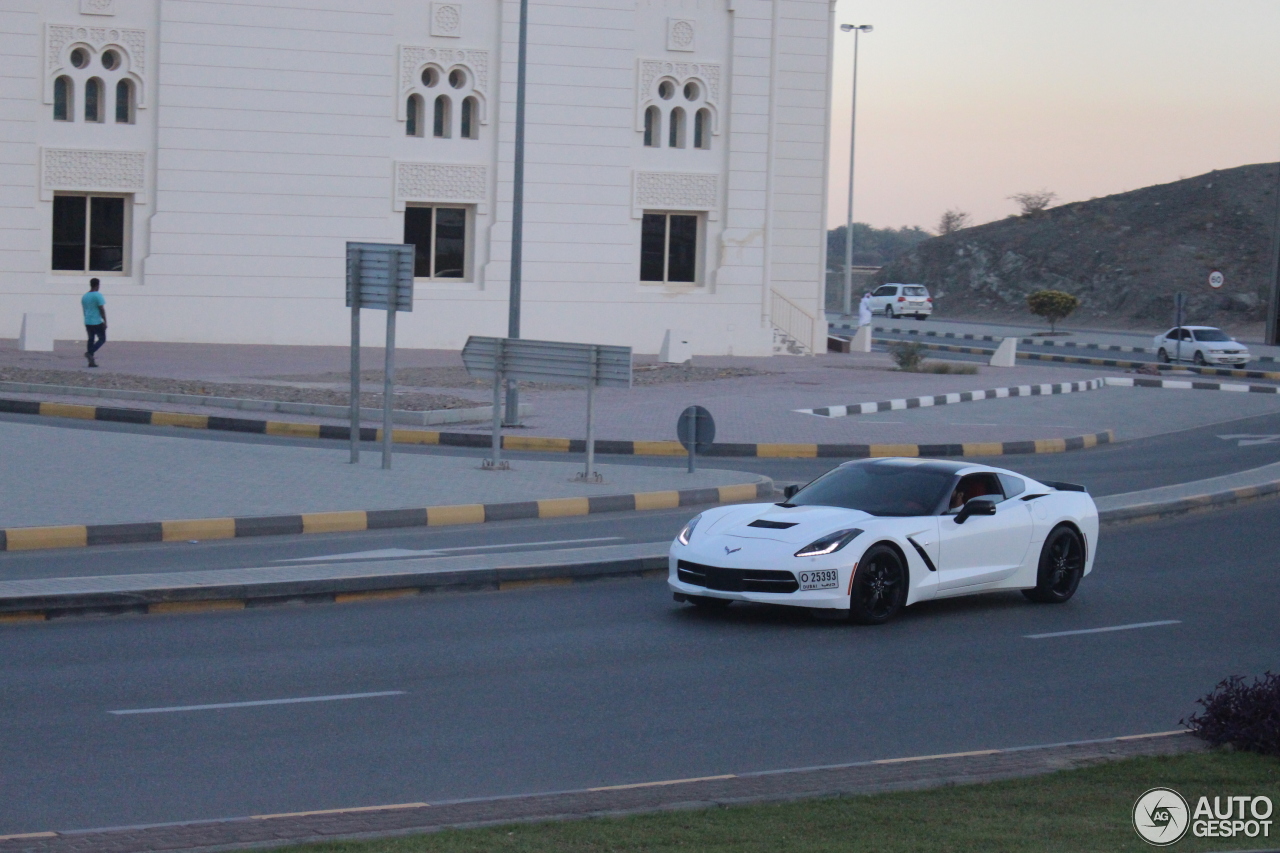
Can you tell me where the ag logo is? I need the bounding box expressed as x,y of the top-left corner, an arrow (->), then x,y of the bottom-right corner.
1133,787 -> 1190,846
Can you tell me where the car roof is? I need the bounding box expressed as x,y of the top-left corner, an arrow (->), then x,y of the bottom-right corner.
1167,325 -> 1221,331
839,457 -> 976,476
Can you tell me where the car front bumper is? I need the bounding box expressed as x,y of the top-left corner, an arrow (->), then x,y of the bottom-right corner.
667,554 -> 853,609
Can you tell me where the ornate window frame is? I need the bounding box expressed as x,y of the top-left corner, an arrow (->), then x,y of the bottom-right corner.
394,162 -> 488,213
41,147 -> 146,203
636,59 -> 720,140
45,23 -> 146,110
397,45 -> 489,132
632,171 -> 718,220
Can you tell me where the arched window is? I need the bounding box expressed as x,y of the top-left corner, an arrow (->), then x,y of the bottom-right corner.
53,76 -> 72,121
114,79 -> 134,123
433,95 -> 451,138
668,107 -> 685,148
461,96 -> 478,139
84,77 -> 103,122
643,106 -> 660,148
406,94 -> 423,136
694,109 -> 711,150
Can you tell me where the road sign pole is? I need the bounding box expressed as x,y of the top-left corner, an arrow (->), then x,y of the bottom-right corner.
1175,292 -> 1185,364
503,0 -> 529,427
349,249 -> 361,464
581,345 -> 599,481
486,339 -> 506,470
686,407 -> 696,473
381,274 -> 397,470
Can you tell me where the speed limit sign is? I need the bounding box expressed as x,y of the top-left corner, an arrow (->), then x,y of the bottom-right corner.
1208,270 -> 1225,289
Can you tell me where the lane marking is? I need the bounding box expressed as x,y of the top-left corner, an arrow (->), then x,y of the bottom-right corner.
588,774 -> 736,792
1025,620 -> 1180,639
252,802 -> 428,820
109,691 -> 405,715
273,537 -> 625,563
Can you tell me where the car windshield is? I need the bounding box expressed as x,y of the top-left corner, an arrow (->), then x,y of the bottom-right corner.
903,286 -> 927,296
1193,329 -> 1231,342
787,462 -> 955,517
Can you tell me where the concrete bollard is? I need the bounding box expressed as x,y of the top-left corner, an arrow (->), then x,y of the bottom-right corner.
989,336 -> 1017,367
850,324 -> 873,353
19,313 -> 55,352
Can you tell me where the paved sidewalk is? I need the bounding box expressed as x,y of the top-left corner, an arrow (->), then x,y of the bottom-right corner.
0,420 -> 757,529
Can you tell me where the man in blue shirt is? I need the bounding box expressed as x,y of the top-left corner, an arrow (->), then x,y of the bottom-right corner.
81,278 -> 106,368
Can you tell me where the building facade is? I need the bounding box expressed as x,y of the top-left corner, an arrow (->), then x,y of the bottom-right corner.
1,0 -> 834,355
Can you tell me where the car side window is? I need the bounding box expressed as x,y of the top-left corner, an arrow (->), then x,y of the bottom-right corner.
946,473 -> 1004,512
997,473 -> 1026,500
873,285 -> 895,297
1181,329 -> 1194,341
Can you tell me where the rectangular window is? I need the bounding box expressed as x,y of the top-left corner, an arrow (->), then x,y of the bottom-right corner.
51,194 -> 127,272
640,212 -> 699,284
404,204 -> 469,280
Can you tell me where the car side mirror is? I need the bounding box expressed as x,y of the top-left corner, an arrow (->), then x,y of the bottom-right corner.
783,484 -> 800,499
954,497 -> 997,524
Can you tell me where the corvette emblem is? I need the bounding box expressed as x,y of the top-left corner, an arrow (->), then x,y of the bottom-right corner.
725,546 -> 741,554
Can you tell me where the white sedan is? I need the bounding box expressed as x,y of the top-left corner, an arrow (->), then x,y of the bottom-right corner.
1153,326 -> 1250,366
669,458 -> 1098,624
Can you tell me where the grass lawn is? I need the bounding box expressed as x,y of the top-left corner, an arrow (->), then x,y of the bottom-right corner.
287,750 -> 1279,853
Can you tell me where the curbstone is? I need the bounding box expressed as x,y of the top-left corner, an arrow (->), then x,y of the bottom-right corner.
798,379 -> 1104,418
1,395 -> 1115,459
0,480 -> 774,554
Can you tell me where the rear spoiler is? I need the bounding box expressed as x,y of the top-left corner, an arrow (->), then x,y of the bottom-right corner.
1042,480 -> 1087,493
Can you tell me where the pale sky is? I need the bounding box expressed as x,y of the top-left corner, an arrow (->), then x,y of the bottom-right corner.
827,0 -> 1280,231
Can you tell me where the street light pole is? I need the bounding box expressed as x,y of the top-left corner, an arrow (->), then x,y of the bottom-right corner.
504,0 -> 529,426
839,24 -> 872,318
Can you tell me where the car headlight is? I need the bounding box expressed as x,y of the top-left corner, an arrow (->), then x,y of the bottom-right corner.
1209,349 -> 1227,354
794,528 -> 863,558
676,514 -> 703,546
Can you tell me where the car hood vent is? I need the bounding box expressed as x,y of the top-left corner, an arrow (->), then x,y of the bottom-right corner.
748,519 -> 798,529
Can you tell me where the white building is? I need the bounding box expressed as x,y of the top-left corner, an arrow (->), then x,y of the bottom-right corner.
1,0 -> 834,356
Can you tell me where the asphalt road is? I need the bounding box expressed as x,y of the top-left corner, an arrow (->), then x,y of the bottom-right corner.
2,499 -> 1277,834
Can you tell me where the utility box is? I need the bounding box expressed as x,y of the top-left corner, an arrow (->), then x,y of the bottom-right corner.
19,313 -> 54,352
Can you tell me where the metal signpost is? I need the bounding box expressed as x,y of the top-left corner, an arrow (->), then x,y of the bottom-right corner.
1174,291 -> 1186,365
346,242 -> 414,470
677,405 -> 715,473
462,336 -> 632,479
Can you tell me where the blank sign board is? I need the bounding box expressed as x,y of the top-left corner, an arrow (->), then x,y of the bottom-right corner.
462,337 -> 632,388
346,242 -> 414,312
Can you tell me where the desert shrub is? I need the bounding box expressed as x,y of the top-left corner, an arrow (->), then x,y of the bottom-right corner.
889,341 -> 926,371
1026,290 -> 1080,333
1183,672 -> 1280,756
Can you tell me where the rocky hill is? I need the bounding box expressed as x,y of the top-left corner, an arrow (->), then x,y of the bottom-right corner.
879,163 -> 1278,329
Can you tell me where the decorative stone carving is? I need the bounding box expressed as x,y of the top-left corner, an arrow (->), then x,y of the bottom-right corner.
79,0 -> 117,16
41,148 -> 146,201
637,59 -> 720,107
633,171 -> 719,219
431,3 -> 462,37
397,45 -> 488,121
667,18 -> 695,52
394,162 -> 487,212
46,23 -> 147,104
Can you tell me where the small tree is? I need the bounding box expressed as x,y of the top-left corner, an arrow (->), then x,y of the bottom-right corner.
936,208 -> 972,235
1009,189 -> 1058,216
1026,290 -> 1079,333
889,340 -> 926,371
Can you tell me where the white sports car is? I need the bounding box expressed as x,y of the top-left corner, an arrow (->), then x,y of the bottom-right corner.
669,458 -> 1098,624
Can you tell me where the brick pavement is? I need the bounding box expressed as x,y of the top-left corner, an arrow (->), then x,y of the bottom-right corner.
0,732 -> 1203,852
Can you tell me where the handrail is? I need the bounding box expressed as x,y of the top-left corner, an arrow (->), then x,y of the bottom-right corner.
770,289 -> 816,353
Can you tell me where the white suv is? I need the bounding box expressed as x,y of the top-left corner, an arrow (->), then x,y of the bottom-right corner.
1152,326 -> 1250,366
869,284 -> 932,320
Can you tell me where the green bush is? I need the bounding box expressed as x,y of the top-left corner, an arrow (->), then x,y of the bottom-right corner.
889,341 -> 926,371
1026,290 -> 1080,333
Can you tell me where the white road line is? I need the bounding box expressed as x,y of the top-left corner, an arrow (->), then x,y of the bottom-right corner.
274,537 -> 625,563
109,691 -> 406,715
1025,620 -> 1180,639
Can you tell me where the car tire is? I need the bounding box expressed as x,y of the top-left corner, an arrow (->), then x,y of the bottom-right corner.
916,314 -> 927,321
1157,348 -> 1169,364
848,544 -> 907,625
688,594 -> 732,610
1023,525 -> 1085,604
1193,351 -> 1206,366
885,306 -> 895,319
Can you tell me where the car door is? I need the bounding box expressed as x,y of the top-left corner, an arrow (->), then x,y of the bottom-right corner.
936,473 -> 1034,591
870,285 -> 896,314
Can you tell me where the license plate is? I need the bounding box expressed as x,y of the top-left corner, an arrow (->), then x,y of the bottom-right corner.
798,569 -> 840,590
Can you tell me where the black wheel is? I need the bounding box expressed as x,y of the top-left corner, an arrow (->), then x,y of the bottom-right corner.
1157,348 -> 1170,364
916,314 -> 927,321
688,594 -> 732,610
885,306 -> 896,319
1193,350 -> 1206,366
1023,525 -> 1085,603
848,545 -> 907,625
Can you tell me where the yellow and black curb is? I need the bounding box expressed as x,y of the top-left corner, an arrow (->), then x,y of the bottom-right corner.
0,397 -> 1114,460
0,481 -> 771,553
1098,478 -> 1280,526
